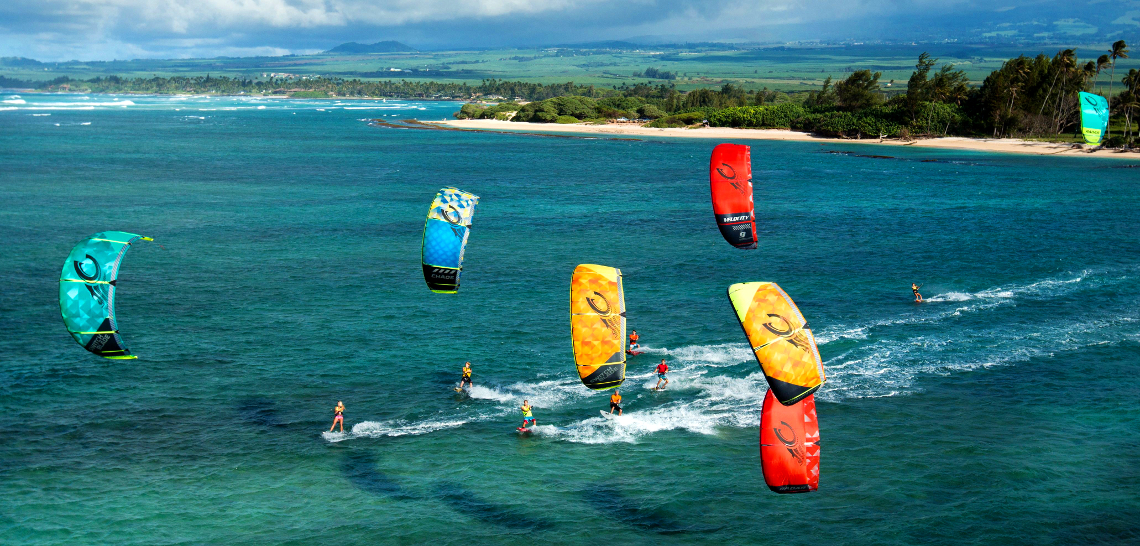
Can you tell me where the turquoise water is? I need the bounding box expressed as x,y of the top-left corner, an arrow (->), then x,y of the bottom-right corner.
2,93 -> 1138,544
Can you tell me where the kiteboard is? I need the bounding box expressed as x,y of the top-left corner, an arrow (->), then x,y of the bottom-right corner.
599,410 -> 619,420
517,427 -> 532,433
627,350 -> 643,356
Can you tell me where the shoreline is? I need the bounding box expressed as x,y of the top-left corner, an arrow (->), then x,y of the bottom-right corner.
0,89 -> 448,101
429,119 -> 1140,158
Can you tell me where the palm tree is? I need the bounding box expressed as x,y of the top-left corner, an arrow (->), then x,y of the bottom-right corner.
1106,40 -> 1129,139
1096,54 -> 1111,93
1040,49 -> 1075,116
1119,92 -> 1138,141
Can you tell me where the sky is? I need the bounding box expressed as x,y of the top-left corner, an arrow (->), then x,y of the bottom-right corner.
1,0 -> 1138,61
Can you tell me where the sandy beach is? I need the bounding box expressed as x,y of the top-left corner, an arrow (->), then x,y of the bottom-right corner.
431,119 -> 1140,158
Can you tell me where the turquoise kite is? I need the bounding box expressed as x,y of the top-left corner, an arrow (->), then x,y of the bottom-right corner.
1079,91 -> 1110,146
421,188 -> 479,293
59,231 -> 152,359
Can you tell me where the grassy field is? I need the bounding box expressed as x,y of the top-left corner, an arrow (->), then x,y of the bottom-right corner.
4,43 -> 1136,92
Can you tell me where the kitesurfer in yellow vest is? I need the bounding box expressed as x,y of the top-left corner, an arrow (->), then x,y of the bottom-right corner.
329,401 -> 345,433
460,361 -> 473,388
520,400 -> 536,429
912,283 -> 923,303
609,391 -> 623,416
628,330 -> 640,351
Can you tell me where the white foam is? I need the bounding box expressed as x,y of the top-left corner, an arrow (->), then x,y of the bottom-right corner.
816,271 -> 1098,344
2,99 -> 26,105
818,310 -> 1139,402
637,342 -> 753,367
541,405 -> 729,444
924,291 -> 973,302
465,385 -> 515,403
31,113 -> 50,116
323,418 -> 469,442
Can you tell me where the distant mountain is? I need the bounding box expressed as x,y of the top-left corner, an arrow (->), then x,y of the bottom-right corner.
326,41 -> 417,54
552,40 -> 643,50
0,57 -> 45,67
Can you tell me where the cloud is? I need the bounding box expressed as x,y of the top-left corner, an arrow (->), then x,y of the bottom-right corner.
0,0 -> 1135,61
1113,10 -> 1140,27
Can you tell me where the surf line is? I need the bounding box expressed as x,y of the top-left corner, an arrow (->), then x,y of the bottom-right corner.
369,119 -> 642,141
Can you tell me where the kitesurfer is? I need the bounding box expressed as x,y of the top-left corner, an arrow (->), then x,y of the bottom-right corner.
609,390 -> 623,416
460,361 -> 473,388
654,359 -> 669,391
912,283 -> 923,303
520,400 -> 536,429
629,330 -> 640,350
329,401 -> 345,433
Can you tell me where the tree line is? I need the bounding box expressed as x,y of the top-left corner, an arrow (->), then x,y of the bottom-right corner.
5,40 -> 1135,145
459,41 -> 1136,146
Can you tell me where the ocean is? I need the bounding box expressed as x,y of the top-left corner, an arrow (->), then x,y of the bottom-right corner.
1,93 -> 1138,544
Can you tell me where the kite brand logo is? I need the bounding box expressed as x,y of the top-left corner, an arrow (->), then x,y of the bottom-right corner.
593,365 -> 619,382
430,267 -> 455,279
74,254 -> 100,281
442,204 -> 462,224
763,314 -> 794,336
716,162 -> 736,180
716,162 -> 748,196
723,215 -> 749,223
586,291 -> 622,339
774,420 -> 805,465
74,255 -> 109,305
763,313 -> 811,352
89,333 -> 110,351
441,204 -> 465,237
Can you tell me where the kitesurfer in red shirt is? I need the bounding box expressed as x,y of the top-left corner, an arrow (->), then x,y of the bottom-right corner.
654,360 -> 669,391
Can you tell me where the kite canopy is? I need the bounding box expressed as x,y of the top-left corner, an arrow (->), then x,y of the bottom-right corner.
760,390 -> 820,493
570,264 -> 626,390
59,231 -> 151,359
727,282 -> 825,405
1078,92 -> 1110,146
421,187 -> 479,293
709,143 -> 757,249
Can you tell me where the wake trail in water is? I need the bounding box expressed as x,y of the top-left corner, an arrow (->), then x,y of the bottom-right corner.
327,269 -> 1138,444
326,343 -> 762,444
818,269 -> 1140,401
815,269 -> 1108,344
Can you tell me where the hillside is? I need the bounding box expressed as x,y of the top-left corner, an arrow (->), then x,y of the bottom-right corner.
325,41 -> 417,54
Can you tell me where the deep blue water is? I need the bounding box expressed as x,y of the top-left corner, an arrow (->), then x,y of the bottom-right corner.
1,93 -> 1138,544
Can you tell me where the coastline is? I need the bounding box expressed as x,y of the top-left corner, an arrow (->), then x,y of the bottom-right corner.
429,119 -> 1140,158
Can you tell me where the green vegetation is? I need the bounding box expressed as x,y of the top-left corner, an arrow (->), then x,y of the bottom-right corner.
633,67 -> 677,80
8,43 -> 1131,92
3,41 -> 1137,145
480,42 -> 1137,146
